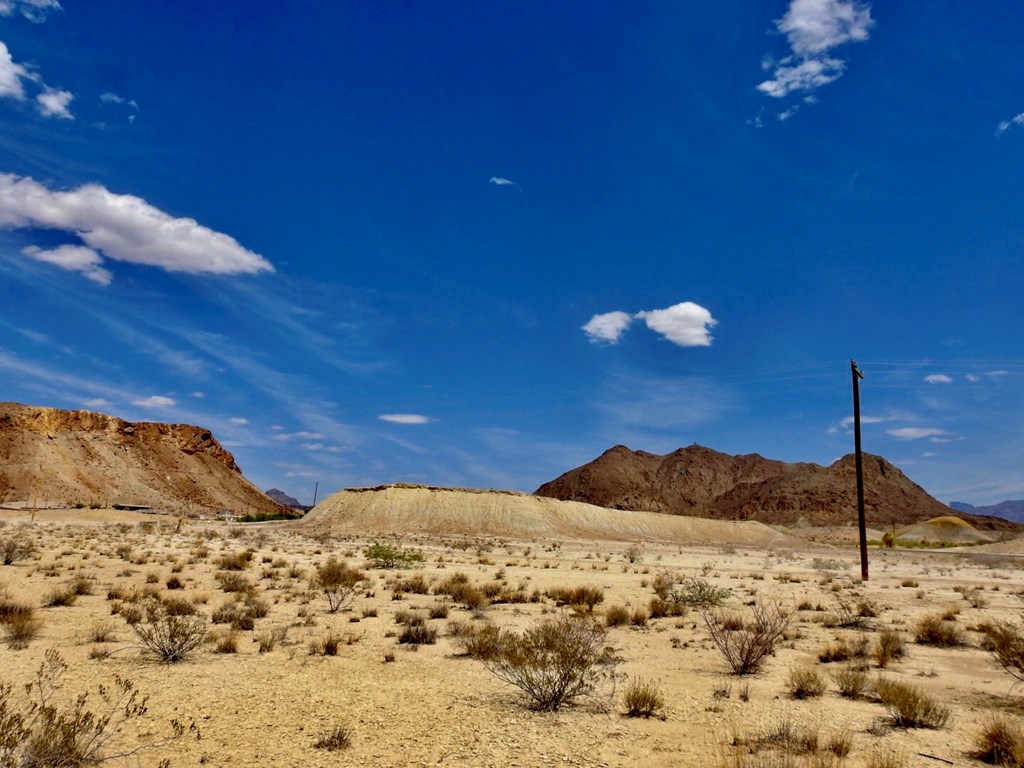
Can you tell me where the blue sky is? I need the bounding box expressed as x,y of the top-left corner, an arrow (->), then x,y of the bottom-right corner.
0,1 -> 1021,506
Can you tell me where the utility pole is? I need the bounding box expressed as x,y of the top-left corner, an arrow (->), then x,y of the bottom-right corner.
851,360 -> 868,581
312,481 -> 319,508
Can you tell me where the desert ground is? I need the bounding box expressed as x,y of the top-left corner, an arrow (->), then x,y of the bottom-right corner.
2,506 -> 1024,768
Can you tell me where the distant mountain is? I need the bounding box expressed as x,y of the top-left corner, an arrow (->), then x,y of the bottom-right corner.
536,444 -> 1019,531
0,402 -> 292,517
265,488 -> 309,511
950,500 -> 1024,523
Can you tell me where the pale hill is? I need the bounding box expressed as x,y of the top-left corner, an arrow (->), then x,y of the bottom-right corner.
0,402 -> 289,517
297,483 -> 800,546
536,445 -> 1019,532
896,516 -> 995,545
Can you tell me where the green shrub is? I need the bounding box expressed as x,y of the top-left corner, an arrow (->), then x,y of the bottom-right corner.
364,541 -> 423,569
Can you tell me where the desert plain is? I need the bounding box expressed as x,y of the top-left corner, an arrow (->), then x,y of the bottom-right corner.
3,495 -> 1024,768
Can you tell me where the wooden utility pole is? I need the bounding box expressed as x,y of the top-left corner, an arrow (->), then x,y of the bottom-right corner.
312,481 -> 319,507
851,360 -> 868,581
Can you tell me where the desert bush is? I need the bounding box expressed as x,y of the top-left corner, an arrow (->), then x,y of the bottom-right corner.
653,572 -> 730,609
605,604 -> 630,628
86,620 -> 117,643
980,621 -> 1024,684
914,614 -> 965,647
428,603 -> 449,620
131,599 -> 207,662
785,667 -> 825,699
364,541 -> 423,569
699,600 -> 792,675
875,677 -> 950,728
165,575 -> 184,590
314,558 -> 365,613
0,649 -> 196,765
392,574 -> 430,594
314,724 -> 352,751
476,615 -> 618,711
874,629 -> 906,668
825,597 -> 874,630
624,544 -> 644,563
42,586 -> 78,608
398,623 -> 438,645
160,595 -> 196,617
623,677 -> 664,718
865,748 -> 909,768
974,716 -> 1024,766
818,634 -> 869,663
831,667 -> 868,699
215,550 -> 254,571
545,585 -> 605,613
69,575 -> 94,596
648,597 -> 687,619
3,611 -> 42,650
448,621 -> 502,660
0,534 -> 34,565
214,631 -> 239,654
214,571 -> 252,594
256,626 -> 288,653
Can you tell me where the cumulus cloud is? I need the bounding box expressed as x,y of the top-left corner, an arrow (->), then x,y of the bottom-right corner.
132,395 -> 175,408
0,42 -> 28,99
0,0 -> 61,22
924,373 -> 952,384
886,427 -> 948,440
583,302 -> 717,347
996,113 -> 1024,136
582,311 -> 634,344
22,244 -> 111,285
0,174 -> 273,282
35,87 -> 72,118
378,413 -> 432,425
758,0 -> 873,100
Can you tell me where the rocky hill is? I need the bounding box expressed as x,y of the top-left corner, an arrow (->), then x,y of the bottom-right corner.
0,402 -> 290,517
266,488 -> 309,511
536,444 -> 1018,531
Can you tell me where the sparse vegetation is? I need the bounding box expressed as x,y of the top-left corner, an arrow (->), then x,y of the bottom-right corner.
785,667 -> 824,699
980,620 -> 1024,684
0,534 -> 34,565
623,677 -> 664,718
314,724 -> 352,751
874,629 -> 906,668
875,677 -> 950,729
364,541 -> 423,569
975,716 -> 1024,766
131,599 -> 207,662
914,614 -> 965,647
699,600 -> 792,675
314,557 -> 365,613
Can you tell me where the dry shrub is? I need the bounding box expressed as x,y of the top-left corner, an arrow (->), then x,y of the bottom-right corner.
398,623 -> 437,645
818,634 -> 869,663
256,626 -> 288,653
42,586 -> 78,608
214,571 -> 252,594
914,614 -> 965,647
785,667 -> 824,699
315,558 -> 365,613
0,534 -> 34,565
979,621 -> 1024,684
3,609 -> 42,650
86,620 -> 117,643
865,747 -> 909,768
875,677 -> 950,728
545,585 -> 605,613
623,677 -> 664,718
831,667 -> 868,699
649,597 -> 687,619
215,550 -> 254,571
477,615 -> 618,711
392,574 -> 430,594
605,604 -> 630,628
699,600 -> 792,675
975,716 -> 1024,766
435,572 -> 489,610
131,599 -> 207,662
214,631 -> 238,654
428,603 -> 449,620
314,724 -> 352,751
448,620 -> 501,659
874,629 -> 906,668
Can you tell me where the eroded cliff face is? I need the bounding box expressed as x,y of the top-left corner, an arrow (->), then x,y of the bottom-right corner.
0,402 -> 289,516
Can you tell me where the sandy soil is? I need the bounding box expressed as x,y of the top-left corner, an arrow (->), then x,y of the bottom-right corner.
2,507 -> 1024,767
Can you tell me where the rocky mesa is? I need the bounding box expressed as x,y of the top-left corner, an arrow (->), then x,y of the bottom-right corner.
0,402 -> 289,517
535,444 -> 1019,531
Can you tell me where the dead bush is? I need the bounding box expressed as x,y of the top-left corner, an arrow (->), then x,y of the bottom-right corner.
874,629 -> 906,668
313,724 -> 352,751
314,558 -> 365,613
477,615 -> 618,711
699,600 -> 792,675
604,604 -> 630,628
215,550 -> 254,571
831,667 -> 868,699
448,620 -> 501,660
980,621 -> 1024,684
975,716 -> 1024,766
131,599 -> 207,662
785,667 -> 825,699
0,534 -> 34,565
544,585 -> 605,613
214,571 -> 252,594
914,614 -> 965,647
623,677 -> 664,718
875,677 -> 950,729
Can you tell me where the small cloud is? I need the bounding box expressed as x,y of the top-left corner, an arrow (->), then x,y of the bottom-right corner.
285,470 -> 316,478
989,370 -> 1009,377
100,91 -> 138,109
35,87 -> 73,119
378,413 -> 432,425
191,391 -> 205,398
924,373 -> 952,384
0,0 -> 62,22
635,302 -> 717,347
132,395 -> 175,408
82,398 -> 110,408
758,57 -> 845,98
835,414 -> 886,430
22,244 -> 111,285
922,451 -> 936,457
965,374 -> 981,382
582,311 -> 634,344
300,442 -> 324,451
229,417 -> 248,425
489,176 -> 521,190
886,427 -> 948,440
272,430 -> 325,441
270,424 -> 283,430
996,113 -> 1024,136
0,173 -> 273,283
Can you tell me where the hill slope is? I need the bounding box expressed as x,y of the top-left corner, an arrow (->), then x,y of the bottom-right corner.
950,500 -> 1024,523
297,483 -> 800,546
0,402 -> 289,517
536,445 -> 1017,531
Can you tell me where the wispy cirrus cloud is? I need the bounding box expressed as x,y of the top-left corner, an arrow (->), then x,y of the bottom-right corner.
583,302 -> 717,347
378,413 -> 433,425
0,173 -> 273,283
886,427 -> 949,441
489,176 -> 521,190
0,0 -> 61,23
757,0 -> 873,106
996,113 -> 1024,136
924,373 -> 952,384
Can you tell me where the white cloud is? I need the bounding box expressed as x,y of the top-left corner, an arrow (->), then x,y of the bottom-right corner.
229,417 -> 248,425
191,391 -> 205,398
0,0 -> 61,22
489,176 -> 520,189
996,113 -> 1024,136
990,370 -> 1009,377
0,42 -> 28,99
21,244 -> 111,285
132,395 -> 175,408
378,413 -> 432,425
272,430 -> 325,441
837,414 -> 886,429
82,398 -> 110,408
0,173 -> 273,282
758,0 -> 873,101
35,87 -> 72,119
300,442 -> 325,451
285,470 -> 315,478
636,302 -> 716,347
924,373 -> 952,384
582,311 -> 634,344
965,374 -> 981,382
886,427 -> 948,440
100,92 -> 138,109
